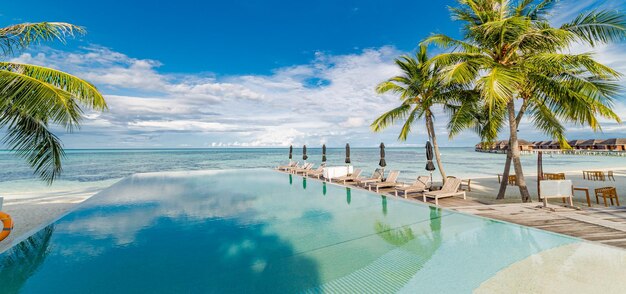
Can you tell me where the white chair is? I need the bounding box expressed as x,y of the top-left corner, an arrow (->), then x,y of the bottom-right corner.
539,180 -> 573,207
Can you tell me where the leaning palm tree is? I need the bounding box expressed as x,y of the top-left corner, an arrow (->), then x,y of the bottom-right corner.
0,22 -> 107,183
424,0 -> 625,202
371,45 -> 470,181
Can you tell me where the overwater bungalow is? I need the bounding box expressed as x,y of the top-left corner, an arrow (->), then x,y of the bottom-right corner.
539,141 -> 553,149
598,138 -> 626,151
568,139 -> 586,150
579,139 -> 607,150
475,139 -> 534,153
475,138 -> 626,154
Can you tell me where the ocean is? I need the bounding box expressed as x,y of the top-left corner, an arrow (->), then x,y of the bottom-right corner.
1,147 -> 625,196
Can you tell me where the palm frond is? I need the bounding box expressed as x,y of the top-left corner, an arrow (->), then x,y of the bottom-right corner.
370,103 -> 412,132
0,62 -> 107,110
0,22 -> 85,56
0,70 -> 84,129
561,9 -> 626,46
0,108 -> 64,183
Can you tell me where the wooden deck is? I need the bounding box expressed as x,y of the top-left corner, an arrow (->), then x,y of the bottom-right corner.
281,170 -> 626,250
454,204 -> 626,249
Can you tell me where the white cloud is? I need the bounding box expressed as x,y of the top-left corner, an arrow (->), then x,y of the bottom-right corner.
6,13 -> 626,149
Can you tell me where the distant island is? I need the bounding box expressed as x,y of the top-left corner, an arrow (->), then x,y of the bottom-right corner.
475,138 -> 626,154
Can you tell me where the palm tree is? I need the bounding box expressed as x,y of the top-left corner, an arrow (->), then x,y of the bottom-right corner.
424,0 -> 625,202
0,22 -> 107,183
371,45 -> 470,182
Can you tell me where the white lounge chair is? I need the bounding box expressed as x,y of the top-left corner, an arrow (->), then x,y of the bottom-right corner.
395,176 -> 430,198
356,168 -> 384,186
368,170 -> 401,193
277,161 -> 297,171
293,163 -> 314,174
304,164 -> 326,179
333,169 -> 362,184
423,177 -> 465,205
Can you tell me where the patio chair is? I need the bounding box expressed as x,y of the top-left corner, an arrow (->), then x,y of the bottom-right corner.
394,176 -> 430,198
608,171 -> 615,181
367,170 -> 400,193
595,187 -> 620,207
423,177 -> 465,205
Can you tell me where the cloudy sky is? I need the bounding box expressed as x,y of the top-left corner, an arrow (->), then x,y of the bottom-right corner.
2,0 -> 625,148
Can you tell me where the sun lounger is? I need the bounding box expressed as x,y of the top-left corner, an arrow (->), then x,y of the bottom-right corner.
368,170 -> 400,193
356,168 -> 384,186
333,169 -> 362,184
293,163 -> 314,174
304,164 -> 326,179
423,177 -> 465,205
277,161 -> 297,171
395,176 -> 430,198
284,162 -> 302,173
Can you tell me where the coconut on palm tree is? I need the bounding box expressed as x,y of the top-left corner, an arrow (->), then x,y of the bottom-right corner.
0,22 -> 107,183
371,45 -> 472,182
424,0 -> 625,202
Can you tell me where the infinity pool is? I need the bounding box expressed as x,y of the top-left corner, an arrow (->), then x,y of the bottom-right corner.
1,169 -> 624,293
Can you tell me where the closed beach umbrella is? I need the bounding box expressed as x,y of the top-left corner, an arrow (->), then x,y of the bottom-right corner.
425,141 -> 436,185
322,144 -> 327,163
379,142 -> 387,167
303,145 -> 308,161
379,142 -> 387,178
345,144 -> 351,164
289,145 -> 293,161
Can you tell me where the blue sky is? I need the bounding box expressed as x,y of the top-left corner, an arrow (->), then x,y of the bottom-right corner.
2,0 -> 626,148
2,0 -> 459,75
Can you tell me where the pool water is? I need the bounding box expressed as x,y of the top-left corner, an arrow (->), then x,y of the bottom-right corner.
0,169 -> 608,293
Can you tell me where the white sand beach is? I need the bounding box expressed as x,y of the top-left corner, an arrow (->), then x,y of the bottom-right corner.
0,180 -> 118,253
466,168 -> 626,206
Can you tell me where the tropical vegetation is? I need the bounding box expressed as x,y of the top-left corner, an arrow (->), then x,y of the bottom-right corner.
370,45 -> 476,182
0,22 -> 107,183
373,0 -> 626,202
422,0 -> 626,202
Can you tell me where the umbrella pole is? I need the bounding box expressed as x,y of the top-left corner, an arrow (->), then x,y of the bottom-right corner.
430,171 -> 433,189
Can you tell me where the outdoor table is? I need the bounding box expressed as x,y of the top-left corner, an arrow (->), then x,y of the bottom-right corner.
323,166 -> 353,182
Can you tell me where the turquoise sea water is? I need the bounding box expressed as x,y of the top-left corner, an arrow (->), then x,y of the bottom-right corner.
1,148 -> 625,193
0,169 -> 582,293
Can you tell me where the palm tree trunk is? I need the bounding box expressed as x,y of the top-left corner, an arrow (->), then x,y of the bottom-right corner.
496,143 -> 512,200
425,113 -> 447,182
496,99 -> 528,200
507,100 -> 531,202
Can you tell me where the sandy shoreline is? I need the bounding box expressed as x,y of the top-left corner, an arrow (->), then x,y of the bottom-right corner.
0,167 -> 624,253
0,182 -> 117,253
